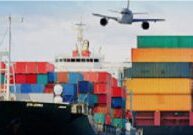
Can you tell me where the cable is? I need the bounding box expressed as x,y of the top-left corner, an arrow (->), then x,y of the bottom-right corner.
0,28 -> 8,47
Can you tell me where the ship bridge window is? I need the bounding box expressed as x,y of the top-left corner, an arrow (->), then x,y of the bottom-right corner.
59,59 -> 63,62
94,59 -> 99,62
86,59 -> 90,62
67,59 -> 70,62
71,59 -> 75,62
63,59 -> 67,62
81,59 -> 86,62
55,59 -> 58,62
90,59 -> 93,62
76,59 -> 80,62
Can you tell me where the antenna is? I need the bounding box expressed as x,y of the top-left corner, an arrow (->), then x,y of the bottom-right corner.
127,0 -> 130,9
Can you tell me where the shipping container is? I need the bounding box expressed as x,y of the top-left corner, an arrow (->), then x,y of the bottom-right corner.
68,72 -> 83,84
137,36 -> 193,48
94,113 -> 105,124
26,74 -> 37,84
124,78 -> 192,94
31,84 -> 45,93
78,81 -> 93,93
48,72 -> 57,83
83,72 -> 111,83
0,62 -> 6,73
57,72 -> 68,83
0,74 -> 4,84
47,63 -> 55,72
126,95 -> 192,111
63,95 -> 76,103
37,62 -> 48,74
15,74 -> 26,84
10,84 -> 21,93
26,62 -> 37,73
124,62 -> 192,78
20,84 -> 32,93
111,118 -> 126,129
111,97 -> 125,108
78,94 -> 98,107
93,105 -> 108,114
111,77 -> 118,87
112,87 -> 124,97
44,84 -> 54,93
63,84 -> 77,96
14,62 -> 27,74
112,109 -> 124,118
97,94 -> 107,104
132,49 -> 193,62
94,83 -> 110,94
37,74 -> 48,84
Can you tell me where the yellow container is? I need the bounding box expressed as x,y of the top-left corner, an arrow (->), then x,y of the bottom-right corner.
132,48 -> 193,62
126,95 -> 191,111
124,78 -> 192,94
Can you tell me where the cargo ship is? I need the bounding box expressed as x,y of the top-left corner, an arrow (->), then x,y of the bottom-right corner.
1,16 -> 193,135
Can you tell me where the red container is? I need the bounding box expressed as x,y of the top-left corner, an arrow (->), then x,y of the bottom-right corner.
93,105 -> 108,114
113,109 -> 124,118
94,83 -> 109,94
83,72 -> 111,83
47,63 -> 54,72
112,87 -> 123,97
111,77 -> 118,87
97,94 -> 107,104
44,84 -> 54,93
105,114 -> 111,125
14,62 -> 27,74
37,62 -> 48,74
0,62 -> 6,73
26,74 -> 37,84
15,74 -> 26,84
26,62 -> 37,73
160,112 -> 189,126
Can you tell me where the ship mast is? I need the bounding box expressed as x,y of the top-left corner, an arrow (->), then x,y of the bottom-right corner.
75,19 -> 86,56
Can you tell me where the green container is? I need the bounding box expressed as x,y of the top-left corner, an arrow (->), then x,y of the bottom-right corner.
94,113 -> 105,124
138,36 -> 193,48
0,74 -> 4,84
112,118 -> 126,129
37,74 -> 48,84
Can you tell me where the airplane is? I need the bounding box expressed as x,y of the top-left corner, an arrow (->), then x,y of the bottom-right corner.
92,0 -> 165,30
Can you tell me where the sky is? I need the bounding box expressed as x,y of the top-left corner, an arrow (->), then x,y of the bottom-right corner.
0,1 -> 193,62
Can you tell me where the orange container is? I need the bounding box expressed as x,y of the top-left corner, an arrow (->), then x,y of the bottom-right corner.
126,95 -> 191,111
57,72 -> 68,83
93,105 -> 108,114
124,78 -> 192,94
132,48 -> 193,62
83,72 -> 111,83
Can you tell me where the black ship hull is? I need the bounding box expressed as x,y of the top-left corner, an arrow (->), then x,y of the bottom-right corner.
0,101 -> 96,135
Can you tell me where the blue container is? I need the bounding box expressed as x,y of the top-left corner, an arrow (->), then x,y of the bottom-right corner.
111,98 -> 125,108
48,72 -> 57,83
78,94 -> 98,107
68,72 -> 83,84
63,84 -> 77,96
78,81 -> 93,93
63,95 -> 76,103
10,84 -> 21,93
31,84 -> 45,93
20,84 -> 32,93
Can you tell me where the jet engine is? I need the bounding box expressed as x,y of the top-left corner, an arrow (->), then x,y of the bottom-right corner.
100,18 -> 108,26
141,22 -> 150,30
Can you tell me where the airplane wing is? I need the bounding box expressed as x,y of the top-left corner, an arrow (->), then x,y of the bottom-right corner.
133,18 -> 165,23
92,13 -> 118,21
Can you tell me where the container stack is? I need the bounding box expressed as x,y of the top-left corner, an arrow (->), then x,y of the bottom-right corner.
0,62 -> 6,92
124,36 -> 193,126
11,62 -> 54,94
111,86 -> 126,128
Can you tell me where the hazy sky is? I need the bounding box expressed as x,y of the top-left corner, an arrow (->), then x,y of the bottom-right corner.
0,1 -> 193,62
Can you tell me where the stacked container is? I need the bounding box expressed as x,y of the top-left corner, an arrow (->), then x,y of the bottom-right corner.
11,62 -> 54,94
124,36 -> 193,126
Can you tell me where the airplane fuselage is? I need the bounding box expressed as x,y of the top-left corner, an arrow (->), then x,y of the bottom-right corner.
118,8 -> 133,24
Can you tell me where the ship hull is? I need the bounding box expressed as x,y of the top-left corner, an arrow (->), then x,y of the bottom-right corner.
0,101 -> 96,135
